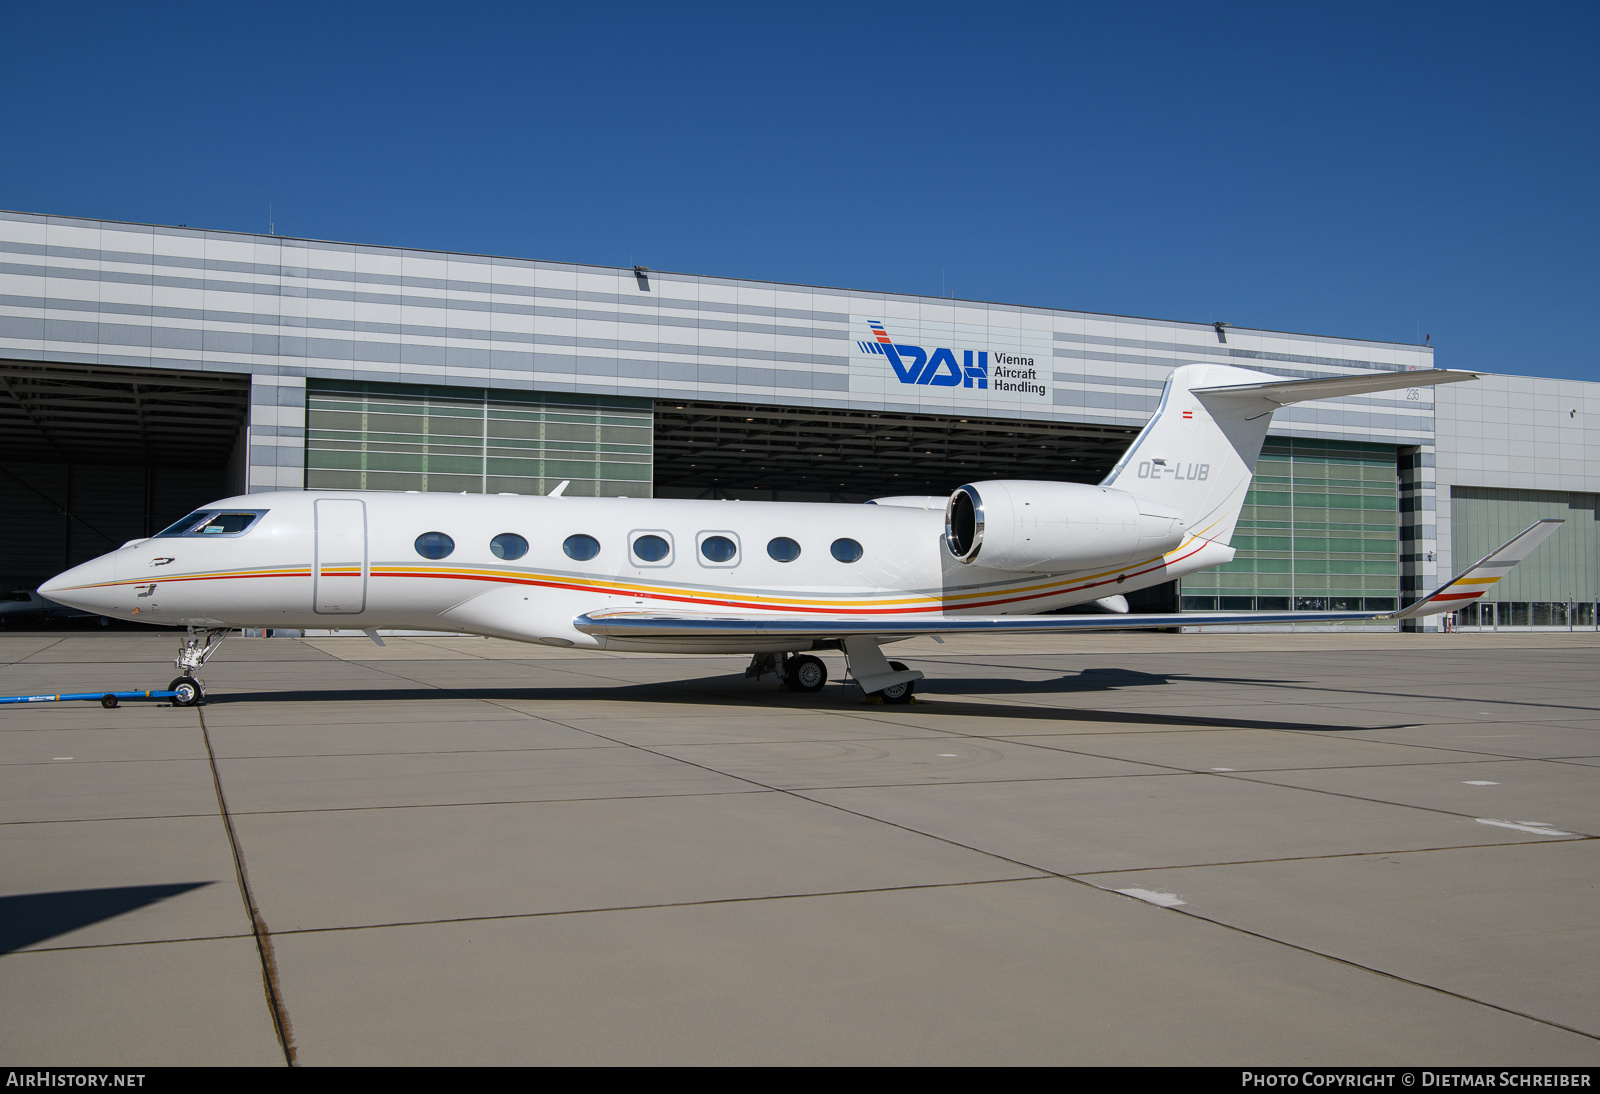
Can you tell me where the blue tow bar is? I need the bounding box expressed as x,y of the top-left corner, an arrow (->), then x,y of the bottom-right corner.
0,689 -> 179,708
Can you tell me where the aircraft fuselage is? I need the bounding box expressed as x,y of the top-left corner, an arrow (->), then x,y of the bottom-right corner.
44,490 -> 1226,653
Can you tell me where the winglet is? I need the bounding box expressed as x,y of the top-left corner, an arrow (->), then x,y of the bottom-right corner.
1392,519 -> 1564,620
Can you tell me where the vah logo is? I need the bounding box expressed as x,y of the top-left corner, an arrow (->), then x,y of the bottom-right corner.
857,321 -> 989,388
854,320 -> 1048,396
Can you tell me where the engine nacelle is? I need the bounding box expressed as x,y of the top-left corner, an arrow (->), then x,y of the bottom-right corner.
945,480 -> 1186,573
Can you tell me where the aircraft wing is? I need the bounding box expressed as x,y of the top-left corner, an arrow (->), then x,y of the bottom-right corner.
1391,517 -> 1563,619
574,520 -> 1563,640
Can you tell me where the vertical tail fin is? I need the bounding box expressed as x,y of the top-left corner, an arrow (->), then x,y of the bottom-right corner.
1102,363 -> 1477,546
1101,364 -> 1280,546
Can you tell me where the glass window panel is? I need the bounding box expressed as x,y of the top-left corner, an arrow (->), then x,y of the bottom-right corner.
415,532 -> 455,560
830,538 -> 863,563
491,533 -> 528,561
563,534 -> 601,561
700,536 -> 738,563
767,537 -> 801,562
632,534 -> 671,563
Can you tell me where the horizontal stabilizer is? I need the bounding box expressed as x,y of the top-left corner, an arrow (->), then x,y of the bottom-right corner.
1192,369 -> 1477,411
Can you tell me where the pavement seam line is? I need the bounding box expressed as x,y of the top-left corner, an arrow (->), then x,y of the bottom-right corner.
1132,895 -> 1600,1045
209,642 -> 1600,1050
254,876 -> 1051,938
1067,836 -> 1600,874
197,704 -> 297,1067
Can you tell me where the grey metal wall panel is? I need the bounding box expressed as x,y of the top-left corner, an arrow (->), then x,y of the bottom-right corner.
1,208 -> 1457,504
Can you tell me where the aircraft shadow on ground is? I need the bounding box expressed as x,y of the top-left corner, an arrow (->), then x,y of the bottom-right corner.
0,883 -> 213,953
200,675 -> 1399,732
919,666 -> 1275,692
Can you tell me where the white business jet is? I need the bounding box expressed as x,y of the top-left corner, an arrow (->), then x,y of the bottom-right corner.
39,364 -> 1560,707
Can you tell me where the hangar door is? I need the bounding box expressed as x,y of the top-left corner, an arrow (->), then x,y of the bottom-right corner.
651,401 -> 1140,502
305,380 -> 653,498
0,359 -> 250,597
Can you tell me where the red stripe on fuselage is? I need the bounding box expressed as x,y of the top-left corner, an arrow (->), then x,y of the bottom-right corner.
87,539 -> 1210,618
372,538 -> 1209,616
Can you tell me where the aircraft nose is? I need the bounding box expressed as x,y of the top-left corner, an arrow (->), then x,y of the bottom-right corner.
38,556 -> 119,615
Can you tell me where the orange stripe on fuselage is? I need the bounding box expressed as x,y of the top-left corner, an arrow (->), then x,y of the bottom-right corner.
369,538 -> 1211,616
53,539 -> 1213,617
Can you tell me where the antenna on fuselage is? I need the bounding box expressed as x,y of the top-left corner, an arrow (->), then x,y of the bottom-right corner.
548,480 -> 570,497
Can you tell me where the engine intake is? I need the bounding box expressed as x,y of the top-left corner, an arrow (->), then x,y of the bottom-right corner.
945,480 -> 1186,573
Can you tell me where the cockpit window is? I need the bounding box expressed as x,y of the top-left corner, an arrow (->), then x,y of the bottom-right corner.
154,510 -> 268,538
197,512 -> 260,534
156,512 -> 211,537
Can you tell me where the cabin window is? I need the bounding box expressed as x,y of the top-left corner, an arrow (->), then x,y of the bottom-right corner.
766,537 -> 801,563
415,532 -> 455,560
699,534 -> 738,564
491,533 -> 529,561
631,534 -> 671,564
563,534 -> 600,561
830,538 -> 863,563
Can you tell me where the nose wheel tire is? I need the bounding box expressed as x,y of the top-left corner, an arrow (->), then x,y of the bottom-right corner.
785,655 -> 828,692
877,661 -> 916,705
168,676 -> 203,707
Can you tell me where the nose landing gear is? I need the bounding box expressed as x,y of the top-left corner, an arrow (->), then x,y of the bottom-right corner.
168,675 -> 203,707
170,628 -> 228,706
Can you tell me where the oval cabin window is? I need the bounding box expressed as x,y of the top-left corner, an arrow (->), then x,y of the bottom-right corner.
415,532 -> 455,560
491,533 -> 528,561
632,534 -> 670,563
767,537 -> 801,563
700,535 -> 737,563
563,534 -> 601,561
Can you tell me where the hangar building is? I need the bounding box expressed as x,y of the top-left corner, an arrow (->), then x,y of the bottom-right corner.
2,209 -> 1596,631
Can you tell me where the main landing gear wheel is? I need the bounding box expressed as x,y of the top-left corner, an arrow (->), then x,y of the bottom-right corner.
877,661 -> 916,705
786,655 -> 828,693
168,676 -> 203,707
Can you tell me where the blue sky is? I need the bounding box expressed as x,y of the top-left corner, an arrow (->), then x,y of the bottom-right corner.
4,2 -> 1595,379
